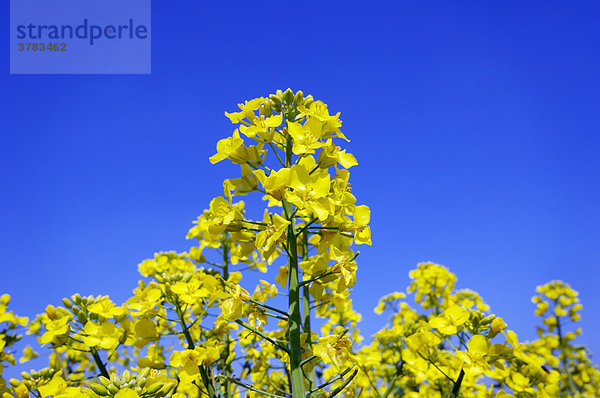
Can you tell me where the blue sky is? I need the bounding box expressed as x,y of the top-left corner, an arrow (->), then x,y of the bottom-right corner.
2,0 -> 599,371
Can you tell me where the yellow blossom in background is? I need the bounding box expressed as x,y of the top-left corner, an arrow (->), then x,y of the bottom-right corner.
81,321 -> 120,350
19,346 -> 37,363
313,333 -> 352,372
37,375 -> 80,397
429,304 -> 469,335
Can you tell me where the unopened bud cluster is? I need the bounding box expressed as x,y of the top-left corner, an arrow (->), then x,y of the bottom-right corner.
90,369 -> 175,397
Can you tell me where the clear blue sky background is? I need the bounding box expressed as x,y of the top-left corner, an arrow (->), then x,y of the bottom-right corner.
2,0 -> 599,371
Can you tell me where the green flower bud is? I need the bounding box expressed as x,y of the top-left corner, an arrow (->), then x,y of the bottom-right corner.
90,383 -> 110,396
156,382 -> 176,397
270,94 -> 282,108
107,384 -> 119,395
99,376 -> 111,388
122,370 -> 132,383
283,88 -> 294,105
138,368 -> 150,380
21,372 -> 30,380
146,382 -> 163,395
72,293 -> 82,304
62,298 -> 72,309
260,103 -> 273,117
293,90 -> 304,106
119,330 -> 128,345
163,284 -> 172,296
303,95 -> 314,108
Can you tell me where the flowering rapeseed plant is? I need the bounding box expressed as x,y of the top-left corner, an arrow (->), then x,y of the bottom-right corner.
0,90 -> 598,398
352,262 -> 600,397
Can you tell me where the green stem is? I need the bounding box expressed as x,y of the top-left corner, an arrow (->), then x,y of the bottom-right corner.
555,314 -> 576,396
90,348 -> 109,378
417,352 -> 454,383
235,320 -> 290,354
249,299 -> 289,317
177,307 -> 195,350
302,232 -> 317,390
450,368 -> 464,398
299,272 -> 334,287
356,364 -> 381,398
299,355 -> 317,367
222,236 -> 232,398
223,236 -> 229,281
177,303 -> 219,398
284,132 -> 306,398
269,142 -> 287,168
307,366 -> 354,396
227,377 -> 290,398
296,218 -> 318,236
382,373 -> 399,398
326,370 -> 358,398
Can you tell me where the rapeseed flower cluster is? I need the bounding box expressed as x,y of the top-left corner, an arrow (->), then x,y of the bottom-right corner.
0,91 -> 597,398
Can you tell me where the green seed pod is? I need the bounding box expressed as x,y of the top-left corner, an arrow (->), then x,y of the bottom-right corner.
293,90 -> 304,106
146,382 -> 163,395
283,88 -> 294,105
99,376 -> 111,388
90,383 -> 110,396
